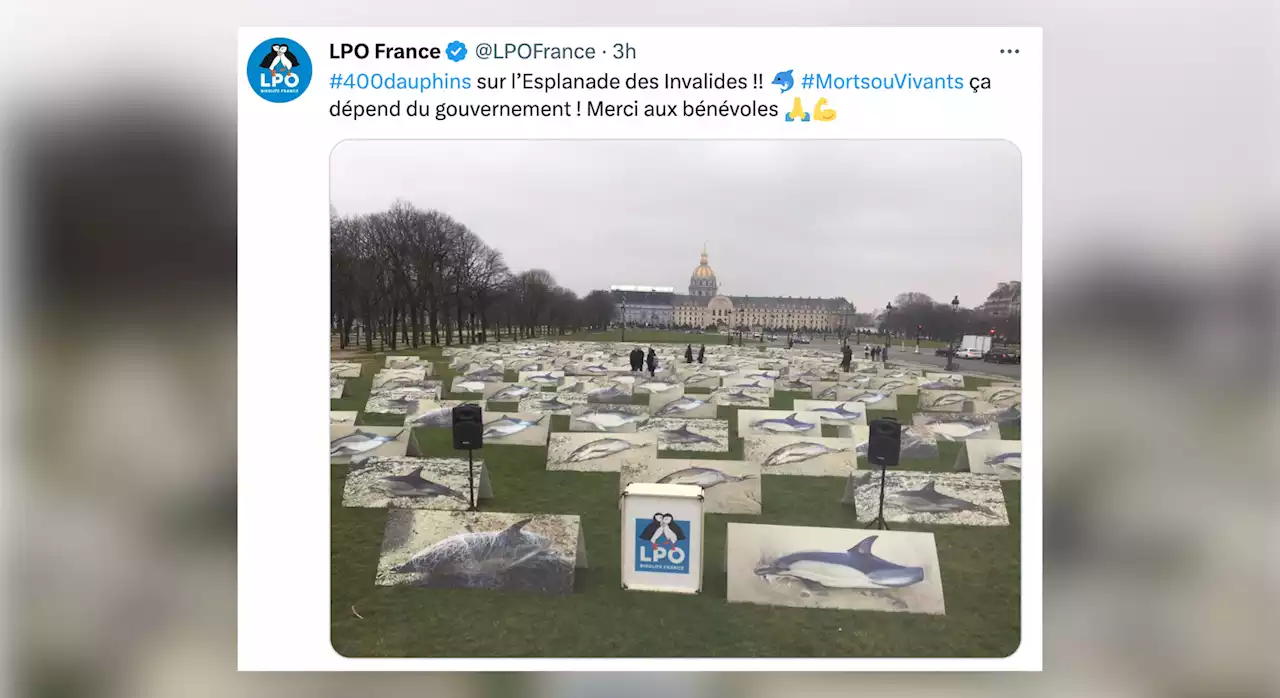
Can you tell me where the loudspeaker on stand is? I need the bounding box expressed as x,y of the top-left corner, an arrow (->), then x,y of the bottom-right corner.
866,416 -> 902,530
452,404 -> 484,510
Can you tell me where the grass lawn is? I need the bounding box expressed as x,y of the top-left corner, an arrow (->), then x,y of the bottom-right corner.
561,329 -> 762,346
331,347 -> 1021,658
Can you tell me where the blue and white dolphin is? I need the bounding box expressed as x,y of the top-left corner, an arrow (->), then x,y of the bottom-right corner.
750,413 -> 816,433
754,535 -> 924,590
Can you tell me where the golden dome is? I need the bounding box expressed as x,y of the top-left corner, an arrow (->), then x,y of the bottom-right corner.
692,243 -> 716,279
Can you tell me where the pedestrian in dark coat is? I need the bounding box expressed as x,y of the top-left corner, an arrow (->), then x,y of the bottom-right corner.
697,345 -> 705,364
645,348 -> 658,376
841,344 -> 852,372
881,345 -> 890,363
685,344 -> 694,363
630,347 -> 643,372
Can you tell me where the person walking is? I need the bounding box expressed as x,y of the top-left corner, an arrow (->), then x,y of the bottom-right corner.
630,347 -> 643,372
864,344 -> 871,359
645,347 -> 658,377
872,346 -> 880,361
685,344 -> 694,363
881,344 -> 890,363
697,345 -> 705,364
841,344 -> 853,372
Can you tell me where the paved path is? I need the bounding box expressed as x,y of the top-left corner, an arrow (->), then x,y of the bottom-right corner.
763,336 -> 1022,380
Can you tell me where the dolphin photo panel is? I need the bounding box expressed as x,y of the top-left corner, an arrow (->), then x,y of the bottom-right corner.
917,389 -> 992,413
791,400 -> 869,428
639,418 -> 731,453
330,361 -> 362,379
402,400 -> 465,428
650,391 -> 718,419
482,381 -> 538,403
709,387 -> 772,408
385,355 -> 431,372
569,404 -> 651,433
375,511 -> 585,595
330,410 -> 358,425
957,439 -> 1023,480
620,459 -> 761,515
517,392 -> 587,416
842,471 -> 1009,526
726,522 -> 945,614
343,456 -> 493,510
370,367 -> 429,391
743,435 -> 863,477
365,383 -> 443,415
735,409 -> 825,439
329,424 -> 411,465
546,432 -> 659,473
911,412 -> 1003,441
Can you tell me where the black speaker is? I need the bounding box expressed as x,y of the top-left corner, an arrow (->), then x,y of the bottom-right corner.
452,403 -> 484,450
867,416 -> 901,467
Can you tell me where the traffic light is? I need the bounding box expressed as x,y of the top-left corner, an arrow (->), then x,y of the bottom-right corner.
989,327 -> 996,335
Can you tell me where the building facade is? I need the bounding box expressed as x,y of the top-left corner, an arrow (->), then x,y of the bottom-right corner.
981,281 -> 1022,317
615,247 -> 853,332
609,285 -> 675,326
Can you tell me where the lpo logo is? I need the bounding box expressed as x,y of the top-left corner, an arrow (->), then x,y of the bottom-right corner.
635,514 -> 691,575
247,38 -> 312,103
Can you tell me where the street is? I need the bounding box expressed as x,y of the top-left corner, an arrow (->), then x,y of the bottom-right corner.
762,335 -> 1023,380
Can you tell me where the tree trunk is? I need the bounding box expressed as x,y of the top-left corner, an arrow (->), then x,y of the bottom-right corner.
428,292 -> 440,346
454,293 -> 465,346
387,307 -> 398,351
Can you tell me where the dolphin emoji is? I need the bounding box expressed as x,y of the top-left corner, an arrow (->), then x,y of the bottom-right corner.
754,535 -> 925,590
772,69 -> 794,93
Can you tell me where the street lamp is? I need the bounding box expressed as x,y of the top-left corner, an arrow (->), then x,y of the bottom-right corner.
946,295 -> 959,372
884,302 -> 893,348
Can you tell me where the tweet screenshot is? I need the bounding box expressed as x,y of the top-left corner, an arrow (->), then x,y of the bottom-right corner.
238,27 -> 1041,671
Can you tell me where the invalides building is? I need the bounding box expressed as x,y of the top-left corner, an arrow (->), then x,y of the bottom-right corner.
611,246 -> 853,332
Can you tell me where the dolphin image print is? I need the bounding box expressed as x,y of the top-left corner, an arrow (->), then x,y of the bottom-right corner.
755,535 -> 925,590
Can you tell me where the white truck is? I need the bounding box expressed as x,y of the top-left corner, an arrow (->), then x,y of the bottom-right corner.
958,334 -> 993,358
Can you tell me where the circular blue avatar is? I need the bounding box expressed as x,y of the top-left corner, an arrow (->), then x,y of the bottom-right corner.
246,37 -> 312,103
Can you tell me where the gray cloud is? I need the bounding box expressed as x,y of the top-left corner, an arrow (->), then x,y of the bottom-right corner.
331,139 -> 1021,310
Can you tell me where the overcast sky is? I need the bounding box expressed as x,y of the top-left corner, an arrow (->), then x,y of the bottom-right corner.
330,140 -> 1021,312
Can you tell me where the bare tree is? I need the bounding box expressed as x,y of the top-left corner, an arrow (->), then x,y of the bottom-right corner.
331,202 -> 614,350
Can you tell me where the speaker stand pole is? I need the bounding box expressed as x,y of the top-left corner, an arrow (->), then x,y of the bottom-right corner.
867,464 -> 891,530
467,448 -> 476,511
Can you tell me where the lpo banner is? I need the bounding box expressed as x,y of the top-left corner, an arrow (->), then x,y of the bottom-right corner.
620,483 -> 705,594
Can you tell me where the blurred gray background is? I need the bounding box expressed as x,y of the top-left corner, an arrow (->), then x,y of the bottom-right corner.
9,0 -> 1278,696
